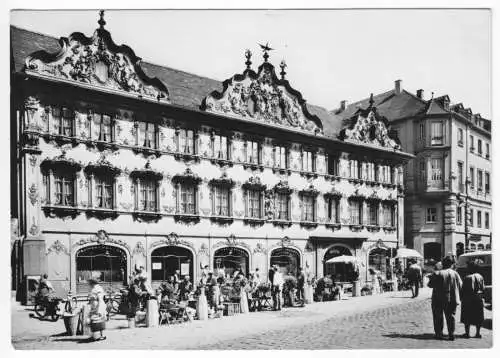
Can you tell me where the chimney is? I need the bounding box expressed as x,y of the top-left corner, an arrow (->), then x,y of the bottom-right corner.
340,100 -> 347,112
416,89 -> 424,99
395,79 -> 402,95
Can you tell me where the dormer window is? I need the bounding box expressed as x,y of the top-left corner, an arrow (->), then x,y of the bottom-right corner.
52,107 -> 75,137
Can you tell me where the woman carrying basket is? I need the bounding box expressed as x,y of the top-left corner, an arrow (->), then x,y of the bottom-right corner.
86,274 -> 107,342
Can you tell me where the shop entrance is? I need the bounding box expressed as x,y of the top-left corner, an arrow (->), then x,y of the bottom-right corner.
323,245 -> 353,282
270,247 -> 300,276
214,247 -> 249,278
75,245 -> 127,294
151,246 -> 193,286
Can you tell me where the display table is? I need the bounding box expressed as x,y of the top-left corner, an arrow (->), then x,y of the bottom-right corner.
223,302 -> 241,316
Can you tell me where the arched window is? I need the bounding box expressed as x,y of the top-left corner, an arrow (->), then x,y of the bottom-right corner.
469,243 -> 477,251
486,244 -> 491,250
270,247 -> 300,277
477,243 -> 485,251
151,246 -> 193,286
76,245 -> 127,294
214,247 -> 249,278
323,245 -> 353,281
456,242 -> 465,257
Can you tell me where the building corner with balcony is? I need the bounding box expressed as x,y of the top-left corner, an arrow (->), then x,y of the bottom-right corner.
332,81 -> 492,266
9,16 -> 414,301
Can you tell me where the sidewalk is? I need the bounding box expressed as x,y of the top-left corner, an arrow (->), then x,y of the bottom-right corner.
13,288 -> 432,349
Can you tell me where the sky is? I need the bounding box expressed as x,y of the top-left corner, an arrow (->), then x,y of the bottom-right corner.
10,9 -> 491,117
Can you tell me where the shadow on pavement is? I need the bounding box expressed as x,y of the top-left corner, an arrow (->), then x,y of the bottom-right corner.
52,337 -> 98,344
383,333 -> 457,341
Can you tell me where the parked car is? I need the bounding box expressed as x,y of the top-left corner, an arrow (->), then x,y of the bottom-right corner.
456,250 -> 492,304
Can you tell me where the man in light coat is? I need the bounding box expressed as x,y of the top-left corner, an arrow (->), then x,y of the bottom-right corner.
272,266 -> 283,311
428,256 -> 462,341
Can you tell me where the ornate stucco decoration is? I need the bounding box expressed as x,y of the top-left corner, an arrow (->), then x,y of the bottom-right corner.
366,190 -> 381,203
298,184 -> 320,197
201,47 -> 323,135
208,172 -> 235,188
253,242 -> 267,254
40,151 -> 83,173
73,229 -> 131,252
365,238 -> 391,253
28,184 -> 39,205
323,186 -> 343,200
271,236 -> 302,254
130,160 -> 163,181
47,240 -> 69,255
198,243 -> 210,256
212,234 -> 251,251
273,180 -> 293,195
85,153 -> 121,177
349,188 -> 367,201
24,11 -> 169,103
339,94 -> 401,151
172,167 -> 202,185
150,232 -> 194,250
242,176 -> 267,191
132,241 -> 146,257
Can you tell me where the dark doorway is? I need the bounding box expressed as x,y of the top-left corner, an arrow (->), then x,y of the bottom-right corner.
270,247 -> 300,277
214,247 -> 249,278
151,246 -> 193,286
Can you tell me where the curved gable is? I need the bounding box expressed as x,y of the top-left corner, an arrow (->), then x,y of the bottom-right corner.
201,49 -> 323,135
24,17 -> 169,103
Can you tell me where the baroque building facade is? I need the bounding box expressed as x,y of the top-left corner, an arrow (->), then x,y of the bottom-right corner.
332,81 -> 492,265
10,17 -> 412,298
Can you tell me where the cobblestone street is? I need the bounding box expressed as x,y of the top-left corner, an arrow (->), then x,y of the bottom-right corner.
12,288 -> 492,350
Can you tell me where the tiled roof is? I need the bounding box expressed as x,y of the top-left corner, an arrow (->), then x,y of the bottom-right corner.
10,25 -> 342,137
330,89 -> 428,123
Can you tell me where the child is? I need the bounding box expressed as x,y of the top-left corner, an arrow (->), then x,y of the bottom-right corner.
87,294 -> 106,341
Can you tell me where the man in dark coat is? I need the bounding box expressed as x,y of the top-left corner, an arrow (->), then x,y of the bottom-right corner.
428,256 -> 462,341
296,267 -> 306,302
406,259 -> 422,298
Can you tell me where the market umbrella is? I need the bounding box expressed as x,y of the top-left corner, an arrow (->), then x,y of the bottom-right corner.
395,248 -> 423,259
325,255 -> 363,264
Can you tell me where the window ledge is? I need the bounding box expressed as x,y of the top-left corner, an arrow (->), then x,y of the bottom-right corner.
42,205 -> 80,218
242,163 -> 264,171
382,226 -> 397,233
300,171 -> 318,179
85,208 -> 119,220
300,221 -> 318,228
243,217 -> 265,225
132,146 -> 161,157
41,133 -> 78,146
348,178 -> 363,185
325,174 -> 341,182
132,210 -> 162,222
272,167 -> 291,175
87,140 -> 119,151
174,213 -> 200,223
271,219 -> 292,227
325,222 -> 341,230
210,158 -> 233,167
366,225 -> 381,232
174,152 -> 200,162
349,224 -> 364,232
210,215 -> 234,224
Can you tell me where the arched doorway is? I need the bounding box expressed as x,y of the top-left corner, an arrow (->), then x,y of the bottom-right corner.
213,247 -> 249,278
151,246 -> 193,287
423,242 -> 441,265
270,247 -> 300,277
456,242 -> 465,257
76,245 -> 127,294
368,248 -> 390,280
323,245 -> 353,281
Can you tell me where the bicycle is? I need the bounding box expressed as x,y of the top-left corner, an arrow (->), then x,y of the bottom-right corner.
104,290 -> 122,320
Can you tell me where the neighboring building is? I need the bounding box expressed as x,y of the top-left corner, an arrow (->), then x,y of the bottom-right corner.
10,15 -> 412,299
332,80 -> 492,265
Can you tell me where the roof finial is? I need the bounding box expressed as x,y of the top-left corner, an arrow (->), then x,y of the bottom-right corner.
259,42 -> 274,62
431,91 -> 435,99
245,49 -> 252,70
98,10 -> 106,29
279,60 -> 287,80
369,93 -> 374,107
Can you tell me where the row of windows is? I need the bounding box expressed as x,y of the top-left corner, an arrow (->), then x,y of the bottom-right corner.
39,109 -> 404,181
426,206 -> 491,230
456,161 -> 490,194
457,128 -> 490,158
42,170 -> 396,225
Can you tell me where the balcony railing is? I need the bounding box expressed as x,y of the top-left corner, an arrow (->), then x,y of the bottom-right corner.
431,136 -> 443,146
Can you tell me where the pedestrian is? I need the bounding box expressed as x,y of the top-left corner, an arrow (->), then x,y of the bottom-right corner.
406,259 -> 422,298
296,267 -> 305,303
428,255 -> 462,341
272,266 -> 283,311
86,274 -> 107,341
460,259 -> 485,339
179,275 -> 193,301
